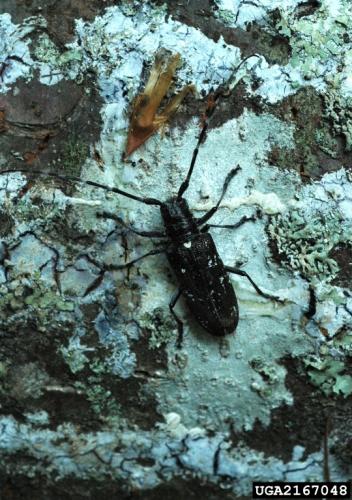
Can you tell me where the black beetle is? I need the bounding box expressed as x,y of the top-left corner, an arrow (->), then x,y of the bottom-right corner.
1,56 -> 280,346
1,138 -> 279,347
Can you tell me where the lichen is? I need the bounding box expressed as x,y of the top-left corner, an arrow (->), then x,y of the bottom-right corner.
0,272 -> 75,332
268,169 -> 352,283
268,208 -> 343,281
249,357 -> 285,398
0,13 -> 44,92
60,336 -> 92,374
304,355 -> 352,397
213,0 -> 301,28
323,90 -> 352,150
139,308 -> 176,349
245,0 -> 352,107
34,32 -> 83,84
0,412 -> 325,491
75,376 -> 121,418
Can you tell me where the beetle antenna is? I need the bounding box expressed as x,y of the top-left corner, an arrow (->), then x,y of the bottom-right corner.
0,168 -> 162,206
225,53 -> 261,92
177,54 -> 261,200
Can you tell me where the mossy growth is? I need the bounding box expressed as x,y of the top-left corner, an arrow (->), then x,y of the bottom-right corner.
61,136 -> 89,177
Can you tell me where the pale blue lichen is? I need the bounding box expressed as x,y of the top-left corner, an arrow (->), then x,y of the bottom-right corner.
94,312 -> 136,378
0,413 -> 327,493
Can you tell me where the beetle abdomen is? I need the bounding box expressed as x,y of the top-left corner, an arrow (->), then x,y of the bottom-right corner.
167,233 -> 239,336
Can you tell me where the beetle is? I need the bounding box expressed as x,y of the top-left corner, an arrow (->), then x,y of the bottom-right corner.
1,55 -> 281,346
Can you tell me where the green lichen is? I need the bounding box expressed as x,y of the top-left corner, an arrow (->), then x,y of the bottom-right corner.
75,376 -> 121,418
305,355 -> 352,397
268,207 -> 350,282
271,1 -> 352,153
0,273 -> 75,331
275,3 -> 350,77
140,308 -> 176,349
34,33 -> 83,80
34,33 -> 60,64
333,329 -> 352,356
250,357 -> 280,384
216,9 -> 237,26
90,357 -> 113,375
60,342 -> 90,374
315,127 -> 340,158
24,286 -> 75,312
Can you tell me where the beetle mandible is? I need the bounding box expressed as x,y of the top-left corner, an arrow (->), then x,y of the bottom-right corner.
1,55 -> 281,347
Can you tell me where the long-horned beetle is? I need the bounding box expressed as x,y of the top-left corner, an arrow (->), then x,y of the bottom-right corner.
1,54 -> 282,347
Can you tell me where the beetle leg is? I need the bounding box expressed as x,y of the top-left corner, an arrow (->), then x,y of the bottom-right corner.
96,211 -> 165,238
169,289 -> 184,348
200,214 -> 257,233
101,247 -> 166,270
196,166 -> 241,226
225,267 -> 283,303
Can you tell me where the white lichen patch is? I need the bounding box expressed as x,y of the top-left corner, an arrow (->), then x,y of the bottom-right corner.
214,0 -> 302,29
0,14 -> 45,93
30,3 -> 248,107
